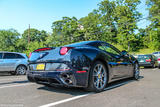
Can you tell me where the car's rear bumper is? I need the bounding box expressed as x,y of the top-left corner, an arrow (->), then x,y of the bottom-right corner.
139,62 -> 152,67
27,70 -> 88,88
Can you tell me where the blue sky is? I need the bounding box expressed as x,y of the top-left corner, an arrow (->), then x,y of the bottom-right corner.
0,0 -> 149,34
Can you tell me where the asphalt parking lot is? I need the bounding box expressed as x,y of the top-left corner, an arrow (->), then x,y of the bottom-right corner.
0,68 -> 160,107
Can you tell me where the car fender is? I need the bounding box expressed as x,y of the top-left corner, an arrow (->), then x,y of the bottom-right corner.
13,60 -> 28,71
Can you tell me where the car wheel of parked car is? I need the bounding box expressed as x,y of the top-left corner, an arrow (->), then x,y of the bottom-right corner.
16,65 -> 27,75
133,63 -> 140,80
86,61 -> 108,92
152,63 -> 156,68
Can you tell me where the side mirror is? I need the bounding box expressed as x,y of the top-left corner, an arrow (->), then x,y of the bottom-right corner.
121,50 -> 128,56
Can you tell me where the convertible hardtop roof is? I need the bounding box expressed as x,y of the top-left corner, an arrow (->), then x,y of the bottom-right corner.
65,40 -> 105,47
0,51 -> 26,55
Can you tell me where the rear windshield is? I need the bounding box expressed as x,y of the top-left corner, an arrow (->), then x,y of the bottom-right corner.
29,52 -> 47,61
138,55 -> 151,59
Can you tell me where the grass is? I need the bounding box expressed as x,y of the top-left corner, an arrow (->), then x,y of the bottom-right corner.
112,43 -> 159,55
131,48 -> 156,55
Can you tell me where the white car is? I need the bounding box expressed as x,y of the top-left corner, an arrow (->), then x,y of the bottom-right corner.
152,52 -> 160,68
0,52 -> 28,75
156,56 -> 160,69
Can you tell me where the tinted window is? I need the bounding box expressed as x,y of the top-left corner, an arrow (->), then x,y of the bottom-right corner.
3,53 -> 16,59
15,54 -> 25,59
0,53 -> 2,59
138,55 -> 151,59
98,43 -> 120,55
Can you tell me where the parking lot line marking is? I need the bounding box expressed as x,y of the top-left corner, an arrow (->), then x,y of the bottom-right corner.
0,83 -> 34,89
152,68 -> 158,71
0,78 -> 26,81
104,80 -> 133,91
40,80 -> 133,107
39,93 -> 93,107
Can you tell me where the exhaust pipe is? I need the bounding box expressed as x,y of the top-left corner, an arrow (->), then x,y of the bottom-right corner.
65,79 -> 73,84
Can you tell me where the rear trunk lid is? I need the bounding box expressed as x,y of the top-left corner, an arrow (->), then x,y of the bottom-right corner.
29,47 -> 60,62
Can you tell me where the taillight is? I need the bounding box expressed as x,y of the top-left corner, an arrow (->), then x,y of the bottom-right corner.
146,59 -> 151,62
34,48 -> 52,52
60,47 -> 74,55
157,58 -> 160,61
29,52 -> 32,58
76,71 -> 86,73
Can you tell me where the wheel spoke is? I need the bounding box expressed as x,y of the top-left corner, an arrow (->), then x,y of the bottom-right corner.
134,64 -> 139,79
96,79 -> 99,87
98,65 -> 102,74
93,63 -> 107,90
17,66 -> 26,75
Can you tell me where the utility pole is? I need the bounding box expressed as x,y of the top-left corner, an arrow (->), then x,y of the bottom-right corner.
28,24 -> 30,44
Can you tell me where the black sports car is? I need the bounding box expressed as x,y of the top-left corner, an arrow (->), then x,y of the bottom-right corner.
27,41 -> 139,92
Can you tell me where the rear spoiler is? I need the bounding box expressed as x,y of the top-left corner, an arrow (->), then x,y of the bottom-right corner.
33,47 -> 56,52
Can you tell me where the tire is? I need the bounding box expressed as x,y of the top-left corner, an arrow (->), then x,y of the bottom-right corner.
152,63 -> 156,68
158,65 -> 160,69
27,75 -> 35,82
86,61 -> 108,92
16,65 -> 27,75
44,84 -> 51,87
133,63 -> 140,80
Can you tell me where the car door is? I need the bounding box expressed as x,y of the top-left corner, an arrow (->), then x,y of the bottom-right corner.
3,53 -> 17,71
98,43 -> 129,78
122,53 -> 133,76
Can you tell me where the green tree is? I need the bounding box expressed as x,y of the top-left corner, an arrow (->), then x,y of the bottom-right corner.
51,17 -> 85,45
79,10 -> 102,41
114,0 -> 141,51
97,0 -> 117,43
17,28 -> 49,55
0,29 -> 20,52
146,0 -> 160,50
22,28 -> 47,43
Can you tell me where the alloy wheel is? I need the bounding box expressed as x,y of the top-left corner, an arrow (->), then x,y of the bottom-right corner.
17,66 -> 26,75
93,64 -> 107,90
134,63 -> 140,80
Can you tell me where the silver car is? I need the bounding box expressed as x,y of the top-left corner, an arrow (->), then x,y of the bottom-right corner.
0,52 -> 28,75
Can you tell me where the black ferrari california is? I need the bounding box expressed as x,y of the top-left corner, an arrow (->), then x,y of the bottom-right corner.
27,41 -> 140,92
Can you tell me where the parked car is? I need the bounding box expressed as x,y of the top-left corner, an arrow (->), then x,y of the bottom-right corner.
152,52 -> 160,69
156,56 -> 160,69
137,54 -> 158,68
133,55 -> 138,59
27,41 -> 139,92
152,52 -> 160,57
0,52 -> 28,75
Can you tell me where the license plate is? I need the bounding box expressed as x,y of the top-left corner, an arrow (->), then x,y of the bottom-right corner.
36,64 -> 45,70
140,60 -> 144,62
